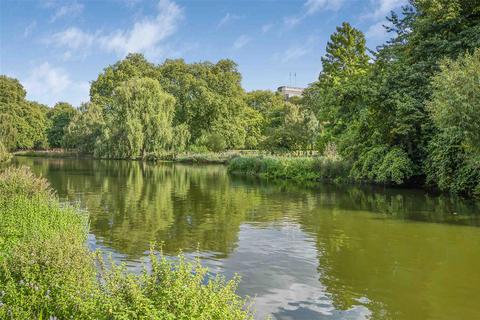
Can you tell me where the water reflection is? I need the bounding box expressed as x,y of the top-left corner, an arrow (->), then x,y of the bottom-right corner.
15,157 -> 480,320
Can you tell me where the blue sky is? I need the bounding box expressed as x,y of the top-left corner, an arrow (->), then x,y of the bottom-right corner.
0,0 -> 406,107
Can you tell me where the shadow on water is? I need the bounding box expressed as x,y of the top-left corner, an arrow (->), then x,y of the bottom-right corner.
13,157 -> 480,320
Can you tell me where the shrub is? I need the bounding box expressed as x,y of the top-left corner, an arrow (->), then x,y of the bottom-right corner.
0,166 -> 254,319
350,146 -> 414,185
228,156 -> 350,183
197,133 -> 227,152
0,166 -> 55,199
0,234 -> 100,319
98,248 -> 252,320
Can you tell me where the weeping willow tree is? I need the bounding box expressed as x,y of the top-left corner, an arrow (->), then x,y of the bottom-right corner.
95,77 -> 175,159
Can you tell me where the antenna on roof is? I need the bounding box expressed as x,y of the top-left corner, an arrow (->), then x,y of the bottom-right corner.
289,72 -> 292,86
294,72 -> 297,87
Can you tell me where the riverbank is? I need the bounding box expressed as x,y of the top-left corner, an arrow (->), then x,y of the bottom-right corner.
0,166 -> 253,319
13,149 -> 260,164
228,155 -> 352,184
14,149 -> 92,159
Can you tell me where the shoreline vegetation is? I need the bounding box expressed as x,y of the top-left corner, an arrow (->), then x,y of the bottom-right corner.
9,150 -> 479,197
0,166 -> 254,319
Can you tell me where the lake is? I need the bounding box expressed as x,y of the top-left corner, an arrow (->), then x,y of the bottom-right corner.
15,157 -> 480,320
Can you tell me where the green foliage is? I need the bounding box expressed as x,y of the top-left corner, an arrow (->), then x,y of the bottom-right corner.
425,49 -> 480,196
171,123 -> 191,154
63,102 -> 104,153
228,156 -> 350,183
320,22 -> 370,84
99,248 -> 252,320
90,53 -> 158,107
197,132 -> 228,152
0,141 -> 11,164
0,76 -> 49,150
301,1 -> 480,193
89,56 -> 253,152
95,77 -> 175,159
262,102 -> 319,152
351,146 -> 414,185
158,59 -> 250,148
0,166 -> 55,200
427,49 -> 480,148
46,102 -> 78,148
0,166 -> 254,319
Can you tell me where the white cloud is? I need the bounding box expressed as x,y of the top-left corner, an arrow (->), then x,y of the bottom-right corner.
261,23 -> 273,34
363,0 -> 407,45
233,35 -> 250,50
304,0 -> 344,15
23,21 -> 37,38
281,46 -> 310,63
50,27 -> 96,50
284,16 -> 302,29
50,1 -> 84,23
284,0 -> 344,29
22,62 -> 89,106
217,12 -> 240,28
274,35 -> 318,63
365,21 -> 388,40
100,0 -> 183,56
366,0 -> 407,20
46,0 -> 183,59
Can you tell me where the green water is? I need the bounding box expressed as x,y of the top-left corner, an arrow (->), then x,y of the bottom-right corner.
15,157 -> 480,320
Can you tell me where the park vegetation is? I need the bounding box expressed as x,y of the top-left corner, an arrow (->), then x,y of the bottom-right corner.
0,166 -> 253,319
1,0 -> 479,197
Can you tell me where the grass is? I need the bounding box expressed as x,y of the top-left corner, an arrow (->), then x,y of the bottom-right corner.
0,166 -> 254,319
228,155 -> 351,184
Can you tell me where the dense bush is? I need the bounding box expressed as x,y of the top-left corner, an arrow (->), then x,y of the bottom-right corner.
0,167 -> 254,319
425,49 -> 480,197
0,166 -> 55,199
228,156 -> 350,183
197,132 -> 228,152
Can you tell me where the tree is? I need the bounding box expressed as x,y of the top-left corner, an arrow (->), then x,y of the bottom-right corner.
302,1 -> 480,187
320,22 -> 370,84
425,49 -> 480,196
95,78 -> 175,159
90,53 -> 158,107
63,102 -> 104,153
262,102 -> 319,152
47,102 -> 78,148
171,123 -> 191,155
157,59 -> 250,148
0,75 -> 49,150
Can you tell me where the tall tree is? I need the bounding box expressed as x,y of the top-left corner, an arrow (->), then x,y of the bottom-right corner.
157,59 -> 250,148
90,53 -> 158,107
320,22 -> 370,84
0,75 -> 49,150
63,102 -> 104,153
95,78 -> 175,159
425,49 -> 480,196
47,102 -> 78,148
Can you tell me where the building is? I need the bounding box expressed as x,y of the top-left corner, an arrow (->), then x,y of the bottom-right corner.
277,86 -> 304,99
